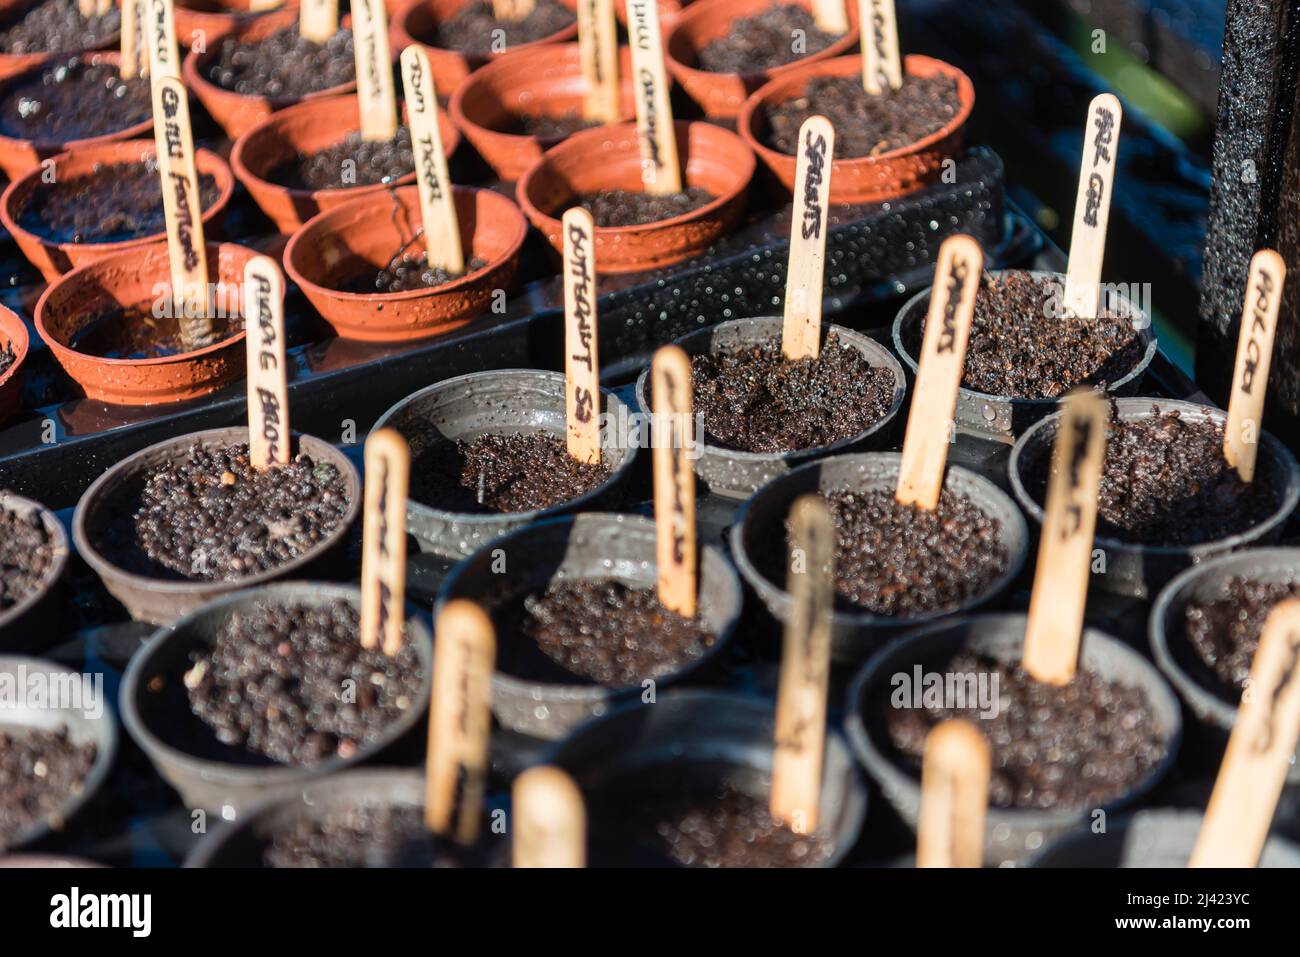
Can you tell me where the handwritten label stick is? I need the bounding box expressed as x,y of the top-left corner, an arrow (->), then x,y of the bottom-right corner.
144,0 -> 181,80
1022,389 -> 1108,685
400,45 -> 463,273
782,116 -> 834,361
895,234 -> 982,510
352,0 -> 398,141
299,0 -> 339,43
578,0 -> 620,122
359,428 -> 410,657
1062,94 -> 1122,318
78,0 -> 94,17
426,599 -> 496,845
1190,599 -> 1300,868
651,345 -> 697,617
95,0 -> 110,15
625,0 -> 681,195
563,207 -> 601,464
492,0 -> 536,21
770,495 -> 835,833
121,0 -> 140,79
916,720 -> 990,868
858,0 -> 902,94
242,256 -> 290,470
1224,249 -> 1285,483
512,766 -> 586,868
812,0 -> 848,34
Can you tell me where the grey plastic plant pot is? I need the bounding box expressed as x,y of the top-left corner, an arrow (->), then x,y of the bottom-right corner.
370,369 -> 637,559
1030,809 -> 1300,867
633,316 -> 907,499
1010,398 -> 1300,601
730,451 -> 1029,663
73,427 -> 361,625
892,269 -> 1157,440
845,613 -> 1183,867
120,583 -> 433,814
543,689 -> 867,867
0,656 -> 118,853
437,513 -> 743,740
0,491 -> 70,646
1150,547 -> 1300,782
184,769 -> 507,867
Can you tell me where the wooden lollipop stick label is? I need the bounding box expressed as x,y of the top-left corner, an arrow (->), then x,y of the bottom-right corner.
249,0 -> 284,11
95,0 -> 110,16
782,115 -> 834,361
351,0 -> 398,141
771,495 -> 835,833
243,256 -> 290,470
563,207 -> 601,464
895,234 -> 982,510
512,766 -> 586,868
152,76 -> 213,348
299,0 -> 339,42
917,720 -> 990,868
400,45 -> 463,273
78,0 -> 94,17
493,0 -> 536,23
1224,249 -> 1285,483
144,0 -> 181,80
812,0 -> 848,34
652,345 -> 697,617
1062,94 -> 1122,319
625,0 -> 681,195
120,0 -> 146,79
360,429 -> 410,657
1190,599 -> 1300,868
426,600 -> 496,845
1021,389 -> 1108,685
578,0 -> 619,122
858,0 -> 902,93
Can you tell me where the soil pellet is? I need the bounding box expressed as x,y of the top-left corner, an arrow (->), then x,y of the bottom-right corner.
428,0 -> 575,55
1184,576 -> 1300,692
0,498 -> 55,612
263,803 -> 477,867
70,304 -> 239,359
206,26 -> 355,98
16,160 -> 222,244
881,651 -> 1166,810
0,56 -> 150,142
690,333 -> 895,453
410,432 -> 613,514
576,186 -> 716,228
0,728 -> 98,848
267,128 -> 415,191
763,73 -> 961,159
181,598 -> 424,766
695,4 -> 840,74
336,252 -> 487,295
0,0 -> 119,56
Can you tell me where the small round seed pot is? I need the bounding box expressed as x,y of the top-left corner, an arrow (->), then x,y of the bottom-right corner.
0,491 -> 70,648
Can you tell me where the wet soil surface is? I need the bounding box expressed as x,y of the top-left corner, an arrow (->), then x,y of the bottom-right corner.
0,728 -> 98,848
0,341 -> 13,376
0,0 -> 119,56
1184,576 -> 1300,692
696,5 -> 840,74
430,0 -> 575,55
576,186 -> 715,227
0,499 -> 56,612
499,110 -> 598,139
267,127 -> 415,191
206,26 -> 355,97
70,304 -> 239,359
0,56 -> 150,142
263,803 -> 480,867
336,251 -> 487,295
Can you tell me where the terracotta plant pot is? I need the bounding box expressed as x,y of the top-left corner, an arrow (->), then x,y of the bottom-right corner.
665,0 -> 859,119
34,241 -> 265,405
0,52 -> 153,181
0,139 -> 235,281
516,120 -> 754,274
739,54 -> 975,204
0,303 -> 27,425
391,0 -> 579,97
284,184 -> 526,341
182,9 -> 360,138
173,0 -> 301,48
0,0 -> 119,82
232,94 -> 460,233
450,43 -> 636,182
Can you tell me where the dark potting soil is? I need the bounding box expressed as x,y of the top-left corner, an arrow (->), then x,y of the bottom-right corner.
0,340 -> 13,376
763,73 -> 960,159
515,579 -> 716,686
263,803 -> 478,867
17,160 -> 222,244
0,728 -> 98,848
695,5 -> 840,74
181,598 -> 423,766
0,56 -> 150,142
70,304 -> 239,359
881,652 -> 1166,810
116,442 -> 350,581
430,0 -> 575,55
576,186 -> 715,227
1184,576 -> 1300,692
206,26 -> 354,98
690,333 -> 895,453
410,432 -> 612,514
0,0 -> 119,56
267,127 -> 415,191
0,499 -> 56,612
805,488 -> 1008,617
336,252 -> 488,295
499,110 -> 599,139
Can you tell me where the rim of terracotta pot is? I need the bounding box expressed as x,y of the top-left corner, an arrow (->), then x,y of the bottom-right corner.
173,0 -> 302,46
515,119 -> 755,273
0,0 -> 120,81
0,302 -> 29,420
231,93 -> 460,232
0,139 -> 235,280
392,0 -> 580,67
738,53 -> 975,190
